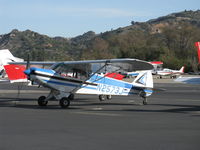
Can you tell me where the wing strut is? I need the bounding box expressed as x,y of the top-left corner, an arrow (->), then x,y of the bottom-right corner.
70,61 -> 111,93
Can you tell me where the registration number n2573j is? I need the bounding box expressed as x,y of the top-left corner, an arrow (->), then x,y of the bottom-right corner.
97,84 -> 124,95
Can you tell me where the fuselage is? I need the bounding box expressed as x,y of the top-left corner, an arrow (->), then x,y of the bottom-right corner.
24,67 -> 153,97
156,67 -> 184,76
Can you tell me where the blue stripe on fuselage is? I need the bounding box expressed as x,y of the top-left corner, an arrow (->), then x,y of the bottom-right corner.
43,79 -> 97,90
31,67 -> 55,74
43,79 -> 77,87
42,74 -> 133,90
88,74 -> 133,89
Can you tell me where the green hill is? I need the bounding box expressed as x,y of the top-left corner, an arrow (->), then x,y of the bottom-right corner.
1,10 -> 200,71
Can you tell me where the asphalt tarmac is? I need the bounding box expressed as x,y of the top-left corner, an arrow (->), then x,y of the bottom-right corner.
0,79 -> 200,150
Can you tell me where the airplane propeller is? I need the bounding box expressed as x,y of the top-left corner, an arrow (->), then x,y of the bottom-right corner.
16,53 -> 32,101
26,53 -> 30,70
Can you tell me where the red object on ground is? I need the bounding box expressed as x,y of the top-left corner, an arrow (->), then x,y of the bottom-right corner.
195,42 -> 200,64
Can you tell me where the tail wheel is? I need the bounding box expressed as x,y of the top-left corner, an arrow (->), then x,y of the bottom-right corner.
139,91 -> 146,98
139,91 -> 148,105
99,95 -> 105,101
59,97 -> 70,108
38,96 -> 48,106
106,95 -> 112,100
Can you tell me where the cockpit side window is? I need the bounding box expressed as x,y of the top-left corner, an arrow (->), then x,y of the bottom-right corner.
52,63 -> 88,80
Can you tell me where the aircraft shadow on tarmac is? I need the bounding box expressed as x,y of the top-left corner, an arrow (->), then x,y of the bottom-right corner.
151,103 -> 200,113
97,103 -> 200,115
0,97 -> 200,114
0,99 -> 136,110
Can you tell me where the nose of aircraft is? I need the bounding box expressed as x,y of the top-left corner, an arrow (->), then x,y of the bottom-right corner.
24,69 -> 31,75
24,67 -> 36,76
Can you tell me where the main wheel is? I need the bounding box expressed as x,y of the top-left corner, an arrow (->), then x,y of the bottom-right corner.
99,95 -> 105,101
59,97 -> 70,108
38,96 -> 48,106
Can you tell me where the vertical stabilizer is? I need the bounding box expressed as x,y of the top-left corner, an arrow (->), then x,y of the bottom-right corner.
179,66 -> 185,73
133,71 -> 153,88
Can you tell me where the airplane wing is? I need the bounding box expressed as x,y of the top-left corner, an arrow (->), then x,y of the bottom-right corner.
61,58 -> 153,71
9,61 -> 56,65
49,58 -> 153,80
10,58 -> 153,71
7,58 -> 153,83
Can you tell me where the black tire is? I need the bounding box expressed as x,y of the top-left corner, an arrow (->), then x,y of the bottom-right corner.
38,96 -> 48,106
139,91 -> 146,98
59,97 -> 70,108
106,95 -> 112,100
99,95 -> 105,101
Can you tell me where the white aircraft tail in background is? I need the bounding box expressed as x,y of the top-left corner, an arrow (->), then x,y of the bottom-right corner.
0,49 -> 24,65
178,66 -> 185,74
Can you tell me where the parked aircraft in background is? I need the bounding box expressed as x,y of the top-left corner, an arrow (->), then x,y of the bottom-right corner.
0,49 -> 56,82
156,66 -> 184,78
5,58 -> 154,108
0,49 -> 24,78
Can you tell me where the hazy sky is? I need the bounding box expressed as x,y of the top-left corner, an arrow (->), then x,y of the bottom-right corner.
0,0 -> 199,37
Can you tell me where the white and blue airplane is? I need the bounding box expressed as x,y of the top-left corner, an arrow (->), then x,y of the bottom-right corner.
8,59 -> 154,108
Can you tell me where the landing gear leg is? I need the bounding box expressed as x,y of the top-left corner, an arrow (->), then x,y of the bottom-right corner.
106,95 -> 112,100
143,97 -> 148,105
